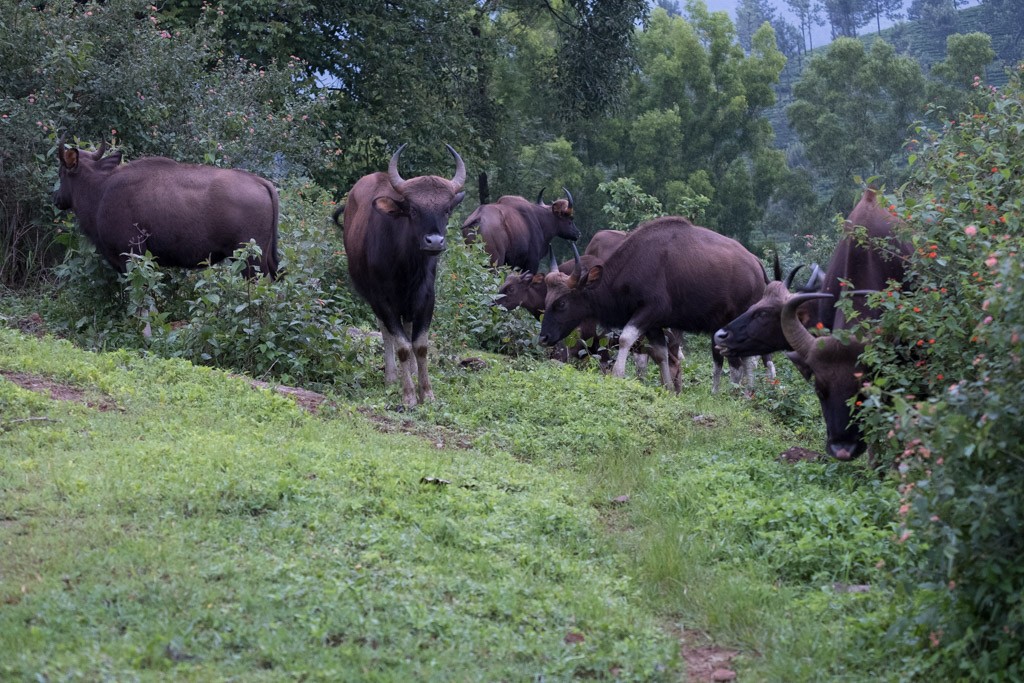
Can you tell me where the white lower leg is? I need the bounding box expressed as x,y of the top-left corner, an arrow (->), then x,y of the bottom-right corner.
613,325 -> 642,378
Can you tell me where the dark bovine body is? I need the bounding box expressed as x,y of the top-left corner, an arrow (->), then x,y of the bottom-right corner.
495,230 -> 626,320
714,189 -> 908,357
495,229 -> 676,375
340,145 -> 466,407
344,173 -> 445,329
580,229 -> 627,262
716,189 -> 911,460
54,147 -> 279,278
540,217 -> 766,391
462,194 -> 579,272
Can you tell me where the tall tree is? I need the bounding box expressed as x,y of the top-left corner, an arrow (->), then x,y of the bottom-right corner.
822,0 -> 869,38
735,0 -> 774,53
655,0 -> 682,18
771,18 -> 806,63
926,31 -> 996,114
907,0 -> 958,37
548,0 -> 650,122
594,3 -> 789,243
981,0 -> 1024,48
863,0 -> 904,35
784,0 -> 823,52
787,37 -> 925,203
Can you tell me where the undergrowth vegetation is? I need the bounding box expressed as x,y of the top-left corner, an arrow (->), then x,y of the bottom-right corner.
857,66 -> 1024,680
20,179 -> 540,395
1,0 -> 1021,676
1,324 -> 909,681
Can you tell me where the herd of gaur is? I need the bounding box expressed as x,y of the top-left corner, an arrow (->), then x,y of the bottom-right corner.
53,140 -> 911,462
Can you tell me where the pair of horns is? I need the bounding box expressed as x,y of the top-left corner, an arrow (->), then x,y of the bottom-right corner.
536,187 -> 575,208
388,143 -> 466,193
57,133 -> 106,163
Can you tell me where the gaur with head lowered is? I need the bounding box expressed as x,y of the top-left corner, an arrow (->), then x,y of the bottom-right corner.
539,216 -> 768,392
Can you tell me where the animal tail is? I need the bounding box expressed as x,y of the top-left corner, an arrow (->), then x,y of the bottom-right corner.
461,206 -> 483,242
266,182 -> 281,279
331,203 -> 345,229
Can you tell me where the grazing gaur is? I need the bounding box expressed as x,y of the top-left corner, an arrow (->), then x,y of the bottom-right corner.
714,189 -> 906,358
539,216 -> 768,393
715,188 -> 911,460
494,230 -> 627,320
494,231 -> 682,378
782,290 -> 875,461
461,188 -> 580,272
338,143 -> 466,407
53,139 -> 279,278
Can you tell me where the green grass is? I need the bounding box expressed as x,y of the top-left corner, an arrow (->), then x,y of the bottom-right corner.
0,327 -> 906,681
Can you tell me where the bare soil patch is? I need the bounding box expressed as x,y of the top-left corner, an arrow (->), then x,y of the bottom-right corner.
777,446 -> 823,464
675,627 -> 741,682
1,371 -> 120,412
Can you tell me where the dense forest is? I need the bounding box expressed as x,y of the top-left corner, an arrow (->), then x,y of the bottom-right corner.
2,0 -> 1024,679
2,0 -> 1021,285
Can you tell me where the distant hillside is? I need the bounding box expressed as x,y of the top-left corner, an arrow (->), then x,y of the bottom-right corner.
767,3 -> 1024,150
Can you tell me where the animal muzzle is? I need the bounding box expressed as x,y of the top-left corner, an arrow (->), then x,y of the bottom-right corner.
712,328 -> 735,356
52,190 -> 71,211
827,440 -> 866,461
421,234 -> 446,253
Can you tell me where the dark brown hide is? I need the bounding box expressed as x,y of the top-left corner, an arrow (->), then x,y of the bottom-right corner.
539,216 -> 767,392
717,188 -> 911,460
461,191 -> 580,272
340,144 -> 466,407
54,144 -> 279,278
494,230 -> 626,319
781,292 -> 869,461
714,188 -> 908,357
580,229 -> 627,262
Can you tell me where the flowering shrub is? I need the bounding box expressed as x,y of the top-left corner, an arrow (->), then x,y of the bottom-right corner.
857,64 -> 1024,678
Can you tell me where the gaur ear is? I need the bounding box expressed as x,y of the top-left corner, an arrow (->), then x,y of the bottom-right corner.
373,196 -> 408,217
62,148 -> 79,170
580,264 -> 603,288
551,198 -> 573,219
452,191 -> 466,208
96,151 -> 123,171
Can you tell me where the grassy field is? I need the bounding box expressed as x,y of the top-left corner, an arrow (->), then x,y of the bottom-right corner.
0,327 -> 904,681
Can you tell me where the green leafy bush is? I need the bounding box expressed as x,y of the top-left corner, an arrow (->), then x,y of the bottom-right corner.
43,182 -> 376,392
598,177 -> 664,230
0,0 -> 328,285
857,64 -> 1024,679
433,240 -> 544,360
